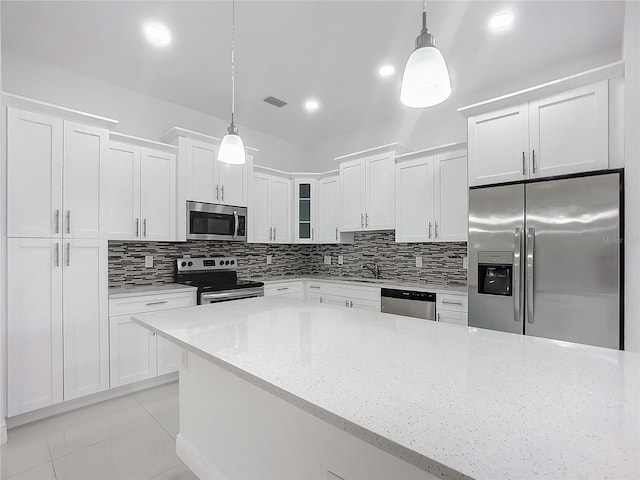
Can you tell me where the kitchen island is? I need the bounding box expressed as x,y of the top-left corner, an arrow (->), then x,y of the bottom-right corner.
133,297 -> 639,480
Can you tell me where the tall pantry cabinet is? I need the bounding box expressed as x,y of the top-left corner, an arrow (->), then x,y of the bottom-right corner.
6,106 -> 113,416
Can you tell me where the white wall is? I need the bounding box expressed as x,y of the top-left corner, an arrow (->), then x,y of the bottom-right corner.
1,50 -> 304,172
623,0 -> 640,353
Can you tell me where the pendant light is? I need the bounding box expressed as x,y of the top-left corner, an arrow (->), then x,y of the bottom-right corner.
400,0 -> 452,108
218,0 -> 246,165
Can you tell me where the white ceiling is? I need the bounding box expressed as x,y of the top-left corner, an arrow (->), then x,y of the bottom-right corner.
1,1 -> 625,145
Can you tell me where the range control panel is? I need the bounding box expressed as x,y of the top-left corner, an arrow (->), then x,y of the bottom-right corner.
176,257 -> 238,272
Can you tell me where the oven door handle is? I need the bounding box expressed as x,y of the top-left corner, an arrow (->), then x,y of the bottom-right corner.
201,288 -> 264,303
233,210 -> 239,240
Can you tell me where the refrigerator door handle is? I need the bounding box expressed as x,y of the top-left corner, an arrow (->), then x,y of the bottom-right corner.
527,227 -> 535,324
514,227 -> 523,323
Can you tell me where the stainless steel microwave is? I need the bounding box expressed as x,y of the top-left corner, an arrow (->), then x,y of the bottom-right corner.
186,202 -> 247,241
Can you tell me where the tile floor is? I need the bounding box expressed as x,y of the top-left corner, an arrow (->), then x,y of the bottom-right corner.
0,382 -> 197,480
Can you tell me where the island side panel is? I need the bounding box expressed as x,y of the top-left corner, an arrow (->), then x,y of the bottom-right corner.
177,351 -> 438,480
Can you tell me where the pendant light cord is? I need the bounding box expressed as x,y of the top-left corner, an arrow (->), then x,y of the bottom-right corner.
422,0 -> 427,32
231,0 -> 236,125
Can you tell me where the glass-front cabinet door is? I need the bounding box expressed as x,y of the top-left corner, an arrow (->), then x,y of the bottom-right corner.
294,178 -> 316,243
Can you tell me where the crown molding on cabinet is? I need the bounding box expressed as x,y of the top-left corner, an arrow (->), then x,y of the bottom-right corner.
253,164 -> 339,179
161,126 -> 259,153
2,92 -> 119,129
457,61 -> 624,118
109,132 -> 177,153
395,142 -> 467,163
333,142 -> 407,162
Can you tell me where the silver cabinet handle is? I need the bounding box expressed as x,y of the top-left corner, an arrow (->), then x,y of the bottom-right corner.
55,209 -> 60,234
345,299 -> 349,307
437,313 -> 441,321
532,149 -> 537,174
360,213 -> 364,228
274,227 -> 277,241
428,222 -> 432,239
269,227 -> 273,241
143,218 -> 147,238
435,221 -> 439,238
146,300 -> 168,306
277,287 -> 289,292
66,210 -> 71,234
55,242 -> 60,267
350,300 -> 354,308
66,242 -> 70,266
311,228 -> 314,241
442,300 -> 463,306
526,227 -> 535,324
522,152 -> 526,175
365,213 -> 369,227
514,227 -> 523,323
216,185 -> 219,201
309,285 -> 321,289
335,227 -> 338,241
320,297 -> 324,303
221,185 -> 224,202
136,218 -> 139,238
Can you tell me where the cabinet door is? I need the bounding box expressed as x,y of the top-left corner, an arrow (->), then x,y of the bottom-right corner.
7,238 -> 63,416
306,293 -> 324,304
63,122 -> 107,239
318,176 -> 339,243
217,160 -> 248,207
157,336 -> 184,376
140,148 -> 177,241
365,154 -> 396,230
350,298 -> 381,312
294,179 -> 315,243
395,156 -> 435,242
63,239 -> 109,400
324,294 -> 350,308
468,104 -> 529,186
7,108 -> 63,238
437,310 -> 468,326
249,173 -> 271,243
185,139 -> 216,203
270,177 -> 292,243
529,81 -> 608,179
109,315 -> 157,387
104,142 -> 141,240
339,160 -> 365,231
434,153 -> 468,242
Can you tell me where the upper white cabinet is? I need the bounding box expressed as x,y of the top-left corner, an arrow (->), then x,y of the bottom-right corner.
293,178 -> 316,243
248,171 -> 292,243
7,108 -> 107,239
318,175 -> 339,243
104,135 -> 177,241
396,147 -> 468,243
467,81 -> 609,186
339,152 -> 396,232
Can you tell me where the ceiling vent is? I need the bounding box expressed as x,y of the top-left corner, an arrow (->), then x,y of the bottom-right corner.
263,96 -> 287,108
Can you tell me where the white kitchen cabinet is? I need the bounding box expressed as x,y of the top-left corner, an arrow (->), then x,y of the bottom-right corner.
396,148 -> 467,243
339,152 -> 395,232
157,337 -> 185,376
248,172 -> 291,243
264,281 -> 303,298
7,108 -> 107,239
104,140 -> 177,241
468,81 -> 608,186
217,156 -> 250,207
436,293 -> 468,326
318,175 -> 340,243
305,281 -> 381,311
293,179 -> 316,243
437,310 -> 468,326
7,238 -> 108,415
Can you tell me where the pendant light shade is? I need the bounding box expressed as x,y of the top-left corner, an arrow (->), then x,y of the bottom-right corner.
218,0 -> 246,165
400,3 -> 451,108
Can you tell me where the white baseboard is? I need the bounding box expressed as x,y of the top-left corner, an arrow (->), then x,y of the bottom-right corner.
1,417 -> 7,445
176,434 -> 225,480
7,372 -> 178,429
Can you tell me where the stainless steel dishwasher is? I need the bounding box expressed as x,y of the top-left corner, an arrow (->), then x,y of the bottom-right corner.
380,288 -> 436,320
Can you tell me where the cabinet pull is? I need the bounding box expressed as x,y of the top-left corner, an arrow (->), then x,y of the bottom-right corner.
442,300 -> 463,306
365,213 -> 369,227
428,222 -> 432,239
350,300 -> 354,308
435,222 -> 439,238
532,150 -> 537,174
135,218 -> 139,238
216,185 -> 219,201
311,227 -> 314,241
277,287 -> 289,291
361,213 -> 364,228
309,285 -> 321,289
66,210 -> 71,234
437,313 -> 441,322
274,227 -> 277,241
55,242 -> 60,267
66,242 -> 70,266
522,152 -> 526,175
146,300 -> 168,306
269,227 -> 273,241
345,299 -> 349,307
143,218 -> 147,238
320,297 -> 324,303
55,209 -> 60,234
221,185 -> 224,201
335,227 -> 338,241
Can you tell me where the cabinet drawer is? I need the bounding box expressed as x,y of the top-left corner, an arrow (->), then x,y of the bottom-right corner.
264,282 -> 302,297
109,291 -> 197,316
324,283 -> 380,301
306,281 -> 327,294
437,310 -> 468,326
436,294 -> 468,313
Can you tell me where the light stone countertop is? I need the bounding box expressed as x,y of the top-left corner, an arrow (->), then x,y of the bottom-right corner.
133,297 -> 639,480
108,283 -> 197,299
254,276 -> 468,295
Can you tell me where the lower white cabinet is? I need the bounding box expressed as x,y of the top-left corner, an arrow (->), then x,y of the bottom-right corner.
264,281 -> 303,299
108,289 -> 196,388
7,237 -> 108,416
436,293 -> 468,326
305,281 -> 381,311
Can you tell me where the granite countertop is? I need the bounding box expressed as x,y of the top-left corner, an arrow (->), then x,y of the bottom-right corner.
108,283 -> 197,299
132,297 -> 639,480
254,275 -> 468,295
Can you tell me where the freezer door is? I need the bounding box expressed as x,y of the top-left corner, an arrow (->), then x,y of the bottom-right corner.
524,173 -> 620,349
468,184 -> 525,334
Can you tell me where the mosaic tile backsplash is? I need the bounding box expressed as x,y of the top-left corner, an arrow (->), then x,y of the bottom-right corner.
108,231 -> 467,288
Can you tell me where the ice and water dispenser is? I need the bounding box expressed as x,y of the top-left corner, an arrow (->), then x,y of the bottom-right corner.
477,252 -> 513,296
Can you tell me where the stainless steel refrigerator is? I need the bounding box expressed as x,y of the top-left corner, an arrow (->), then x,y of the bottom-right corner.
468,171 -> 623,349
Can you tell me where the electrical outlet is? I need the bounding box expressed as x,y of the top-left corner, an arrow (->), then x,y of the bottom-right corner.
324,255 -> 331,265
415,256 -> 422,268
266,255 -> 273,265
338,255 -> 344,265
463,256 -> 468,269
145,255 -> 153,268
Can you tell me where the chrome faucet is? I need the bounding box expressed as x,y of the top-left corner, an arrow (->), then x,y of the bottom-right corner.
360,262 -> 380,279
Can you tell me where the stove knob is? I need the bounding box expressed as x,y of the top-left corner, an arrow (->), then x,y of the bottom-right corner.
230,260 -> 235,265
225,260 -> 230,265
188,261 -> 193,267
181,262 -> 187,267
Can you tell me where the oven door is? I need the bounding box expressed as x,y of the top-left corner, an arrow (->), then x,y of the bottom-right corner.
187,202 -> 247,241
200,287 -> 264,304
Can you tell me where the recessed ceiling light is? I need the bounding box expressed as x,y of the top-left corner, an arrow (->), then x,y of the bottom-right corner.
143,22 -> 172,48
378,65 -> 395,77
488,11 -> 514,32
304,99 -> 319,112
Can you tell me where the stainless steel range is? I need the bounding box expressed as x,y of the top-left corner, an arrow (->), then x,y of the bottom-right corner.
175,257 -> 264,304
